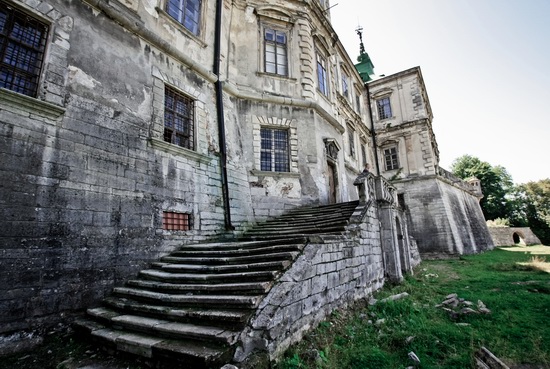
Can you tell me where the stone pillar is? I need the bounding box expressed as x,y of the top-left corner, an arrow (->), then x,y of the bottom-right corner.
375,177 -> 403,282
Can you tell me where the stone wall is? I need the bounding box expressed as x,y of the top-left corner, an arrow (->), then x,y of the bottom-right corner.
234,203 -> 385,362
397,176 -> 494,257
0,0 -> 231,335
488,227 -> 542,246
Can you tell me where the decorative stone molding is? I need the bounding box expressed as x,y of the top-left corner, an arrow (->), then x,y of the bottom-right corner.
251,115 -> 298,173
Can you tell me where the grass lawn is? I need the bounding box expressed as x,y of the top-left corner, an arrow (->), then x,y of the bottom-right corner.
274,246 -> 550,369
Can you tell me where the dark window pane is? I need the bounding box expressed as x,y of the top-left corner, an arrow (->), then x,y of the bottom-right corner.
164,86 -> 195,150
0,5 -> 48,97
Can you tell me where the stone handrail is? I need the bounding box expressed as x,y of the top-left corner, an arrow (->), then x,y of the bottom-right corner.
375,176 -> 397,205
437,167 -> 480,195
353,172 -> 375,204
354,173 -> 397,213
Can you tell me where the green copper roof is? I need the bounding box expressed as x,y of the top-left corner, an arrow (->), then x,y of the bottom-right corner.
355,52 -> 375,83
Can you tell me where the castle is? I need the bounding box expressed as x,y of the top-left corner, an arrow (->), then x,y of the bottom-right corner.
0,0 -> 492,364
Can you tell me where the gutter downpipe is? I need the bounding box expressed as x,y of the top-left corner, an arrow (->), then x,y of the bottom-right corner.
214,0 -> 233,230
365,81 -> 380,176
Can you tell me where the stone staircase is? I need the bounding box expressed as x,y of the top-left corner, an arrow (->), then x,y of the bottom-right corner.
74,201 -> 360,368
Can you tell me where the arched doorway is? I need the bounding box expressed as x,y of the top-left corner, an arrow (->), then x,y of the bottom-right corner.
512,232 -> 525,245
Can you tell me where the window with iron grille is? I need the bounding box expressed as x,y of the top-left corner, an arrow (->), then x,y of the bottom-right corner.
162,211 -> 193,231
260,128 -> 289,172
166,0 -> 201,35
376,96 -> 392,120
316,53 -> 328,96
264,27 -> 287,76
384,147 -> 399,171
348,126 -> 355,158
0,3 -> 48,97
164,86 -> 195,150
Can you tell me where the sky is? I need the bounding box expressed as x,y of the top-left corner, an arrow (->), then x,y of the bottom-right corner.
330,0 -> 550,184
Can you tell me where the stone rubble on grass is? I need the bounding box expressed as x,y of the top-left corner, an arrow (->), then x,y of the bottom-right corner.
436,293 -> 492,317
408,351 -> 421,365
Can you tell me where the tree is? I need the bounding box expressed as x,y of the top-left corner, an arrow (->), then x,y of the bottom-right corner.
519,179 -> 550,244
450,155 -> 514,221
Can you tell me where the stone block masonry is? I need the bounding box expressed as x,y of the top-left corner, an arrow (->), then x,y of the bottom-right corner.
234,205 -> 385,362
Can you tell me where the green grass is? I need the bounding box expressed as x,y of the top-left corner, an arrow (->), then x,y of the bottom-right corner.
273,248 -> 550,369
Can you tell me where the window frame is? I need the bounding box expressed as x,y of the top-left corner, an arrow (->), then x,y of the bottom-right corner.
341,70 -> 349,99
263,26 -> 288,77
383,146 -> 399,171
376,96 -> 392,120
260,127 -> 290,173
316,52 -> 329,96
165,0 -> 202,36
163,85 -> 196,151
0,3 -> 49,98
347,125 -> 355,158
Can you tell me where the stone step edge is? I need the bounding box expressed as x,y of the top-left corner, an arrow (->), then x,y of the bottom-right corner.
150,260 -> 290,273
87,307 -> 240,345
104,296 -> 251,324
74,319 -> 229,366
125,280 -> 272,294
138,269 -> 279,283
160,251 -> 299,265
113,287 -> 263,308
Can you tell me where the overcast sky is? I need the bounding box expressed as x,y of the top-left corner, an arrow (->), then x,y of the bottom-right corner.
330,0 -> 550,184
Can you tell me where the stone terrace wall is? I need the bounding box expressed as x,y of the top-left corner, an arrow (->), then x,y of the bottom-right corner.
397,176 -> 494,257
488,227 -> 541,246
234,203 -> 385,362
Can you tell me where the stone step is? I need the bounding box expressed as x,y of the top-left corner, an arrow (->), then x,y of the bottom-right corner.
104,296 -> 250,324
113,287 -> 262,309
150,260 -> 290,274
138,269 -> 279,283
257,217 -> 349,228
87,307 -> 240,345
160,251 -> 299,265
178,237 -> 307,251
246,223 -> 347,234
125,280 -> 272,295
170,244 -> 305,258
74,319 -> 231,368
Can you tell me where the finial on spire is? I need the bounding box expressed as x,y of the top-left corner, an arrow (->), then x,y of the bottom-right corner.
355,25 -> 365,55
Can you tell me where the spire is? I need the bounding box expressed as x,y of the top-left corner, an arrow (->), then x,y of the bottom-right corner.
355,25 -> 375,82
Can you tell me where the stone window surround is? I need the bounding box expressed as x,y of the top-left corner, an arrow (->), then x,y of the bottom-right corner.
149,66 -> 210,163
376,96 -> 393,121
157,0 -> 207,44
347,123 -> 356,158
251,115 -> 298,175
0,4 -> 48,97
382,144 -> 400,171
261,24 -> 290,77
0,0 -> 72,118
164,85 -> 195,150
255,6 -> 295,80
260,127 -> 290,172
372,88 -> 394,121
340,68 -> 350,99
316,50 -> 329,97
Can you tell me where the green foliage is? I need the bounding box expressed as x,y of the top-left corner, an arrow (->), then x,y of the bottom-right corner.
450,155 -> 514,221
486,218 -> 509,227
520,179 -> 550,244
274,249 -> 550,369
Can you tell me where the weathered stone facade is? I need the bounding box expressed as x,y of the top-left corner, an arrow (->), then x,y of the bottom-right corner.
0,0 -> 489,360
367,67 -> 494,256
